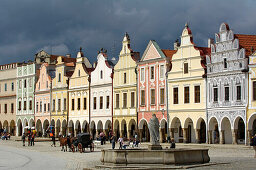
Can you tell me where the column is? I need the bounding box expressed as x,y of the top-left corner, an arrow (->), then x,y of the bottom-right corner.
183,128 -> 187,143
220,130 -> 225,144
195,129 -> 200,143
159,128 -> 163,143
232,129 -> 238,144
208,130 -> 212,144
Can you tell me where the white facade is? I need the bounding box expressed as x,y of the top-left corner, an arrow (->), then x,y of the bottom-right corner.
90,52 -> 113,136
206,23 -> 248,144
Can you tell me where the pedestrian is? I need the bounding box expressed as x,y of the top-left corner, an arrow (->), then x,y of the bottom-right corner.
22,133 -> 26,146
118,136 -> 124,149
31,133 -> 35,146
251,134 -> 256,158
51,132 -> 56,147
170,138 -> 175,148
109,131 -> 112,143
27,133 -> 31,146
111,133 -> 116,149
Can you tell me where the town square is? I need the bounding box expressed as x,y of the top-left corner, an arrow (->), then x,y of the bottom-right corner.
0,0 -> 256,169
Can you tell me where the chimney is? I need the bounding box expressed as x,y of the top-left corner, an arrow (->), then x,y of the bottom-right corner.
174,39 -> 180,50
208,38 -> 214,48
66,54 -> 71,58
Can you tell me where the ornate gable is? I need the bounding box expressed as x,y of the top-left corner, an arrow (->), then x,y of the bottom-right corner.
141,40 -> 165,61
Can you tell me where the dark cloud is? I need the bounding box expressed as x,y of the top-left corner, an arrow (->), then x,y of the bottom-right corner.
0,0 -> 255,65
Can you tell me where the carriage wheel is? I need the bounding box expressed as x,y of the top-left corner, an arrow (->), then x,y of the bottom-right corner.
71,144 -> 75,152
78,143 -> 83,153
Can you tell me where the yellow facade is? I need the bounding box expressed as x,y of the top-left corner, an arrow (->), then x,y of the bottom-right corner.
113,33 -> 139,139
52,56 -> 75,136
68,50 -> 91,136
247,52 -> 256,142
167,25 -> 209,143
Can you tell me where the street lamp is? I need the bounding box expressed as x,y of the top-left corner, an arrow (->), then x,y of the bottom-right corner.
165,72 -> 170,143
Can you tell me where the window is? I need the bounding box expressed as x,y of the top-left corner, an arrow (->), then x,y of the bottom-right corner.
44,103 -> 46,112
19,80 -> 21,89
141,90 -> 145,105
213,88 -> 218,102
11,82 -> 14,91
173,87 -> 178,104
123,93 -> 127,108
52,99 -> 55,111
83,98 -> 87,110
224,58 -> 227,69
100,96 -> 103,109
237,85 -> 241,101
18,101 -> 21,111
100,70 -> 103,79
24,101 -> 27,110
4,104 -> 7,113
184,63 -> 188,74
36,102 -> 39,112
24,79 -> 27,88
48,103 -> 50,112
11,103 -> 14,113
116,94 -> 119,108
179,125 -> 183,137
131,92 -> 135,108
160,88 -> 164,104
29,100 -> 32,110
124,73 -> 127,84
253,82 -> 256,100
58,73 -> 61,82
29,78 -> 32,87
77,98 -> 81,110
5,83 -> 7,91
58,99 -> 61,111
46,81 -> 48,88
64,98 -> 66,111
225,87 -> 229,101
93,97 -> 97,109
72,99 -> 75,110
194,86 -> 200,103
141,68 -> 145,81
106,96 -> 110,109
150,66 -> 154,79
151,89 -> 155,105
40,101 -> 42,112
184,87 -> 189,103
78,70 -> 80,77
160,65 -> 164,79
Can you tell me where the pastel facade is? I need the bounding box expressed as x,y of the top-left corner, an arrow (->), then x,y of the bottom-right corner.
137,40 -> 176,142
90,50 -> 113,139
248,51 -> 256,143
206,23 -> 256,145
35,63 -> 55,136
113,33 -> 140,139
167,24 -> 209,143
0,63 -> 19,135
68,49 -> 92,137
51,56 -> 75,136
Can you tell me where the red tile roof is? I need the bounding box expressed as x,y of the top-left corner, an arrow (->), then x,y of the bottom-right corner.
161,49 -> 177,59
235,34 -> 256,57
196,47 -> 211,56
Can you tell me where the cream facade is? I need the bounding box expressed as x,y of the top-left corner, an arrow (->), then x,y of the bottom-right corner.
168,24 -> 209,143
113,33 -> 140,139
68,49 -> 92,137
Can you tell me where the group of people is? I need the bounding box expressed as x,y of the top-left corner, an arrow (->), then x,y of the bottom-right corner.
1,132 -> 11,140
22,131 -> 35,146
110,133 -> 140,149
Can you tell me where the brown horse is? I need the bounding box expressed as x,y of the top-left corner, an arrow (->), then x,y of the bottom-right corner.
59,136 -> 67,152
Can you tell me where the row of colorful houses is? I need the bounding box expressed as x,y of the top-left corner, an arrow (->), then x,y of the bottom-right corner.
1,23 -> 256,145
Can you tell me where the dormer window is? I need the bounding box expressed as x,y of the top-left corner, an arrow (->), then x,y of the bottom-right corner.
224,58 -> 227,69
100,70 -> 103,79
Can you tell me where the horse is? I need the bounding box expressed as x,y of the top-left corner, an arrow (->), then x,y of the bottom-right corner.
59,136 -> 67,152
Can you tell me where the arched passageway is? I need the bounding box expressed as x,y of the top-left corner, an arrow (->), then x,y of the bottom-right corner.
3,120 -> 8,133
56,119 -> 61,136
170,117 -> 182,143
160,119 -> 167,143
128,119 -> 136,139
17,119 -> 22,136
221,117 -> 232,144
10,120 -> 16,136
114,120 -> 120,139
97,120 -> 103,135
36,119 -> 43,137
104,120 -> 112,140
75,120 -> 81,136
68,120 -> 74,137
121,119 -> 127,138
184,118 -> 195,143
43,119 -> 49,137
82,120 -> 89,133
90,121 -> 96,139
196,118 -> 206,143
62,120 -> 67,136
139,119 -> 150,142
234,117 -> 245,144
209,117 -> 219,144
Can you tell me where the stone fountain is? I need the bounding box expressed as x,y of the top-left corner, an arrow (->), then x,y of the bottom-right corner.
100,114 -> 210,167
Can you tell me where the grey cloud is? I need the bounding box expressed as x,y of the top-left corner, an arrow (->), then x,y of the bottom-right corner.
0,0 -> 255,65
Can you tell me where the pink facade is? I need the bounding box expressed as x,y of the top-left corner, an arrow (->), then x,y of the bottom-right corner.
138,40 -> 176,142
35,63 -> 55,136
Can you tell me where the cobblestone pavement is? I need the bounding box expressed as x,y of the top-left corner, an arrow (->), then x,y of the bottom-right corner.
0,137 -> 255,170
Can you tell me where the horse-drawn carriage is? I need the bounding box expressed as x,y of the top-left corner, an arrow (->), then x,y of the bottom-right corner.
71,133 -> 94,153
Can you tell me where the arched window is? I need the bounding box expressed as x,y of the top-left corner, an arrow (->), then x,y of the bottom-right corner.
233,39 -> 239,49
100,70 -> 103,79
215,34 -> 220,43
239,49 -> 245,59
228,30 -> 234,40
78,70 -> 80,77
235,77 -> 241,101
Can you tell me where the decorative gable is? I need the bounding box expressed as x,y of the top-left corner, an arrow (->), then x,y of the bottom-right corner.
141,40 -> 165,61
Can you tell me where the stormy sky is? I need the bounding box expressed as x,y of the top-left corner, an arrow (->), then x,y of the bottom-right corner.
0,0 -> 255,65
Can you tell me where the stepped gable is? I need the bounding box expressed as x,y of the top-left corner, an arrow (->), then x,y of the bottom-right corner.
235,34 -> 256,57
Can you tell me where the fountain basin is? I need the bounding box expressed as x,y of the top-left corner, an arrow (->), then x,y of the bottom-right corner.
101,148 -> 210,165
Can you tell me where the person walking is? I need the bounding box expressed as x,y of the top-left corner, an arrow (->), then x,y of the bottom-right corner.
27,133 -> 31,146
31,133 -> 35,146
118,136 -> 124,149
111,133 -> 116,149
22,133 -> 26,146
251,134 -> 256,158
51,132 -> 56,147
